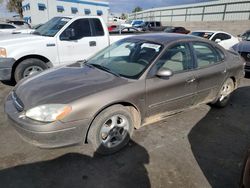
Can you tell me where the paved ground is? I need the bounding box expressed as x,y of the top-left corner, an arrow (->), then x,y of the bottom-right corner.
0,78 -> 250,188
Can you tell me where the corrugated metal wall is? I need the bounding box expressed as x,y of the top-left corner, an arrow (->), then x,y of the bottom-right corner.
128,0 -> 250,22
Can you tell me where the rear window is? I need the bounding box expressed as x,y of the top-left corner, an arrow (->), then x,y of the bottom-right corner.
191,32 -> 214,39
91,18 -> 104,36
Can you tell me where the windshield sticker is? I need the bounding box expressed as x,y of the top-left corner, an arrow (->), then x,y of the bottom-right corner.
141,43 -> 161,52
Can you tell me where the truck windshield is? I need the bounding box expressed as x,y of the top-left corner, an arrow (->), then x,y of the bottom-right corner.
33,17 -> 71,37
87,39 -> 163,79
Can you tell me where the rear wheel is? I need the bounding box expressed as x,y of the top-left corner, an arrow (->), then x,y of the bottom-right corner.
88,105 -> 134,155
14,58 -> 48,82
213,78 -> 234,108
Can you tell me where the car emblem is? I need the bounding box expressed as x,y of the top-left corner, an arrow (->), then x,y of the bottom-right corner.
247,53 -> 250,59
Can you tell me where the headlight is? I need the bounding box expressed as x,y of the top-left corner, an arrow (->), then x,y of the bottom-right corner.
25,104 -> 72,122
0,47 -> 7,57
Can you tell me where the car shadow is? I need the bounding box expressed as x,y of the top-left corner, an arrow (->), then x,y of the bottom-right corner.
1,80 -> 16,87
188,86 -> 250,188
0,140 -> 150,188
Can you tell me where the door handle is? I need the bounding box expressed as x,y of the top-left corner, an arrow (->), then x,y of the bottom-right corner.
186,77 -> 196,83
89,41 -> 96,47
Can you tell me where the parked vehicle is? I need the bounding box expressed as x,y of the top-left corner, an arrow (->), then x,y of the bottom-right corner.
231,35 -> 250,75
0,16 -> 130,82
238,30 -> 250,41
121,20 -> 144,28
190,30 -> 239,49
164,26 -> 190,34
6,20 -> 31,29
142,21 -> 166,32
5,33 -> 244,155
0,23 -> 19,34
12,24 -> 43,34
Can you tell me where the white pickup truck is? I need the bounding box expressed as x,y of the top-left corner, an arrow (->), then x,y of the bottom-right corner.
0,16 -> 129,82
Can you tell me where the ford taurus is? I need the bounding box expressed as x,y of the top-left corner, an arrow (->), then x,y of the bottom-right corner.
5,33 -> 244,154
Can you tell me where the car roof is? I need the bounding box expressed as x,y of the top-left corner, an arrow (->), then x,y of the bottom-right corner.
192,30 -> 231,34
128,33 -> 199,45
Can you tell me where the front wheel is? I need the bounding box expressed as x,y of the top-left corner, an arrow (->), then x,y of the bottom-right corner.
88,105 -> 134,155
213,78 -> 234,108
14,58 -> 48,82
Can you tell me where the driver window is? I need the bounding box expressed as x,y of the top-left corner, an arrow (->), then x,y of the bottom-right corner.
155,43 -> 192,73
60,19 -> 91,40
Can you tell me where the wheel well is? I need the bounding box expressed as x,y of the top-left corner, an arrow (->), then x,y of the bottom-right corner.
84,102 -> 141,143
11,55 -> 52,81
230,76 -> 236,88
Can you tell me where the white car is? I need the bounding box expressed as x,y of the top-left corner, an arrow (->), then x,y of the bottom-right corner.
190,30 -> 239,49
12,24 -> 43,34
0,23 -> 19,34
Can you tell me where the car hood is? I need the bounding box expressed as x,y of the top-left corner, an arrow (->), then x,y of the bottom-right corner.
0,33 -> 46,47
232,41 -> 250,52
14,63 -> 128,110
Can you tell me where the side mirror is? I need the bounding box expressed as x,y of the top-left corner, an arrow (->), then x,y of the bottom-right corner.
60,28 -> 76,41
156,68 -> 173,78
215,39 -> 222,43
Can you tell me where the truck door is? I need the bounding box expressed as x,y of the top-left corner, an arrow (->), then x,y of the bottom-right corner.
57,18 -> 109,65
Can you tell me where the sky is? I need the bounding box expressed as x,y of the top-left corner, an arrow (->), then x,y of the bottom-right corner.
108,0 -> 215,13
0,0 -> 215,17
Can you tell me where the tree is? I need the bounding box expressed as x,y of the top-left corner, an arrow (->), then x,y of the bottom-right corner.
120,13 -> 127,20
7,0 -> 23,18
132,6 -> 143,13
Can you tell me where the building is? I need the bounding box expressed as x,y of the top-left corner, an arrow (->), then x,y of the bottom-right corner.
128,0 -> 250,35
22,0 -> 109,25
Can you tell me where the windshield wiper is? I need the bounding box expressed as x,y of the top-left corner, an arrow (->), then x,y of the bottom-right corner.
88,63 -> 120,77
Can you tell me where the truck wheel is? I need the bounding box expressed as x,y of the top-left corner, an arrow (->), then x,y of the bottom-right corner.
88,105 -> 134,155
213,78 -> 234,108
14,58 -> 48,82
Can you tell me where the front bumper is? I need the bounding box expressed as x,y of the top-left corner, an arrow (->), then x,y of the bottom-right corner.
4,95 -> 90,148
0,58 -> 15,80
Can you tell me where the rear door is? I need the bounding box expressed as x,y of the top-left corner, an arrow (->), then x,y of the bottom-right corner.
57,18 -> 109,65
191,42 -> 227,105
146,42 -> 197,117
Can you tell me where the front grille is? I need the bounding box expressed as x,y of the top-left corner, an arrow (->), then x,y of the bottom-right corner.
11,91 -> 24,112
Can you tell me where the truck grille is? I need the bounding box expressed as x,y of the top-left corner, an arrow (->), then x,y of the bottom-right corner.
11,91 -> 24,112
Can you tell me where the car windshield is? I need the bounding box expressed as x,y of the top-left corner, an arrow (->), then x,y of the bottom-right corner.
33,17 -> 71,37
87,39 -> 163,79
191,32 -> 214,39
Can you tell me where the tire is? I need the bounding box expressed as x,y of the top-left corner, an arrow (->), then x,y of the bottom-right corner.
213,78 -> 234,108
14,58 -> 48,82
88,105 -> 134,155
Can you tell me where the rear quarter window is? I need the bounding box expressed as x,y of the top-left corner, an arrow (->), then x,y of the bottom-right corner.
91,18 -> 104,36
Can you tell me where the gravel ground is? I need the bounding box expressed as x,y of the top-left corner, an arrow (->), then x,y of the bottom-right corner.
0,78 -> 250,188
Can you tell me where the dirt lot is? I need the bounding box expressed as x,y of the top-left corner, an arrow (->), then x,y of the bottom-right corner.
0,78 -> 250,188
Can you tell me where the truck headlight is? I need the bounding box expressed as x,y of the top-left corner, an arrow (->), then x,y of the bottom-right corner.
0,47 -> 7,57
25,104 -> 72,122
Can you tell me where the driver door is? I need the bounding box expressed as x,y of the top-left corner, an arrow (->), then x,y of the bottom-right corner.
146,42 -> 197,117
57,18 -> 108,65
